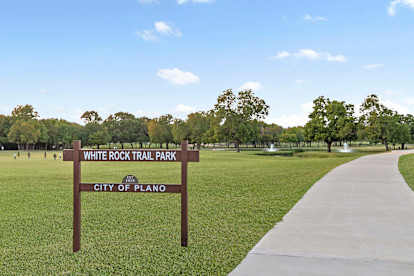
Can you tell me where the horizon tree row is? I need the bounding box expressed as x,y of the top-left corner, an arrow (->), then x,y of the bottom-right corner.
0,91 -> 413,152
305,94 -> 414,152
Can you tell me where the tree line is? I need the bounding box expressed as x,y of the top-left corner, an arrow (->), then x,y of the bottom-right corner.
0,90 -> 413,152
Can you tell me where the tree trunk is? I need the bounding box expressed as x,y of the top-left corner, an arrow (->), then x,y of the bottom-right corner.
139,141 -> 143,148
384,140 -> 389,151
197,143 -> 201,150
235,140 -> 240,152
327,141 -> 332,153
402,143 -> 405,150
97,144 -> 100,149
121,143 -> 124,149
166,142 -> 169,149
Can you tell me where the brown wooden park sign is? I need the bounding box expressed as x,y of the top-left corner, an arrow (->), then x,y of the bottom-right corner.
64,140 -> 199,252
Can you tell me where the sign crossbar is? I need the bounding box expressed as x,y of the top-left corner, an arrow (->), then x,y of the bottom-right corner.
80,183 -> 181,193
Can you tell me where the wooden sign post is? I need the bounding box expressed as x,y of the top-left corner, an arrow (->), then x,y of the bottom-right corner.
64,140 -> 199,252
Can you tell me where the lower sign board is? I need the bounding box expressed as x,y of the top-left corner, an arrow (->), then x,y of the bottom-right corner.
80,183 -> 181,193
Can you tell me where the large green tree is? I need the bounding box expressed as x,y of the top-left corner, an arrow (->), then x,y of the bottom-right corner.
172,119 -> 189,145
57,120 -> 82,149
148,114 -> 173,149
261,123 -> 283,147
81,111 -> 102,124
7,120 -> 41,150
404,114 -> 414,146
0,115 -> 12,148
213,89 -> 269,152
104,112 -> 149,149
187,112 -> 210,149
135,117 -> 150,148
40,119 -> 59,150
390,115 -> 412,149
11,104 -> 38,120
81,123 -> 110,148
359,94 -> 396,151
305,96 -> 356,152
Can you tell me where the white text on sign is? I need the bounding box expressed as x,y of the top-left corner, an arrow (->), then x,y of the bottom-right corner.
83,151 -> 177,161
93,184 -> 167,192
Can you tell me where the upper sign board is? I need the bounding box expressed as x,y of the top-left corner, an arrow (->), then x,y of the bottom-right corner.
63,149 -> 199,162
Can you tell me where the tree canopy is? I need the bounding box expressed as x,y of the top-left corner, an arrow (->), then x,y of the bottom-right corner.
0,92 -> 413,151
305,96 -> 356,152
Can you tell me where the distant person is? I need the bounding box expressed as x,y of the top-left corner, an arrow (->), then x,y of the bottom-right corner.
1,146 -> 4,151
59,152 -> 62,160
14,153 -> 16,159
18,151 -> 20,157
44,151 -> 47,158
28,152 -> 30,159
54,153 -> 57,161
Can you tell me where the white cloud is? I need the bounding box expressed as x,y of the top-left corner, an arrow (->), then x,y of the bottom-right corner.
354,103 -> 363,117
133,21 -> 181,41
388,0 -> 400,15
296,80 -> 305,84
406,98 -> 414,105
154,21 -> 182,37
157,68 -> 200,85
294,49 -> 321,60
266,101 -> 313,128
239,81 -> 262,91
326,54 -> 347,62
40,89 -> 48,94
362,64 -> 384,69
301,101 -> 314,113
138,0 -> 159,4
270,51 -> 291,59
273,49 -> 347,62
177,0 -> 214,4
132,30 -> 158,41
383,99 -> 411,114
174,104 -> 196,113
267,114 -> 309,128
388,0 -> 414,16
304,14 -> 327,21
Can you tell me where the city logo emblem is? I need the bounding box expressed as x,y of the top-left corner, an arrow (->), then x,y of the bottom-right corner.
122,175 -> 138,184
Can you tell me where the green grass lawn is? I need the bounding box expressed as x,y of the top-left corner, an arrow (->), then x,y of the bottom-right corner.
0,149 -> 383,275
399,154 -> 414,191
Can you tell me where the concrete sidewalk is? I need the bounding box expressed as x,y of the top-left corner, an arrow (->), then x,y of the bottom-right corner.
230,150 -> 414,276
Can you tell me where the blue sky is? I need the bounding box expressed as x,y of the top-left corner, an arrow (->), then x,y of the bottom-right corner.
0,0 -> 413,127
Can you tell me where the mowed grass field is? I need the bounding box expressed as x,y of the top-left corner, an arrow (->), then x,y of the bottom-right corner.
399,154 -> 414,191
1,149 -> 382,275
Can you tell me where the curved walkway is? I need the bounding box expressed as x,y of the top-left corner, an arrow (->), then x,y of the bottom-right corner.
230,150 -> 414,276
